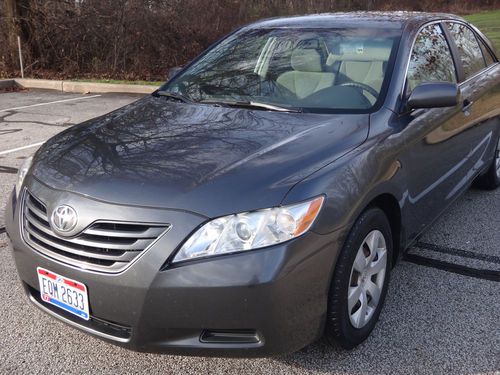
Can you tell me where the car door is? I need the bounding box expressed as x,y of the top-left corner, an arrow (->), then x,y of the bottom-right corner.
443,21 -> 500,179
397,22 -> 493,241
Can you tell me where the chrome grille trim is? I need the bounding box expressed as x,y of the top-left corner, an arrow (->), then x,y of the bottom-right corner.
21,190 -> 170,273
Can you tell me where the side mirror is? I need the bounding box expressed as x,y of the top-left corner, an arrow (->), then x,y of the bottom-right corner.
407,82 -> 460,109
168,66 -> 183,79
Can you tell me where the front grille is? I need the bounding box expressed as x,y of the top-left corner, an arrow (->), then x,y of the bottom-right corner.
21,191 -> 170,273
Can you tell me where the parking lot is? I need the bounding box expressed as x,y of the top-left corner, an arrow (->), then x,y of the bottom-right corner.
0,89 -> 498,375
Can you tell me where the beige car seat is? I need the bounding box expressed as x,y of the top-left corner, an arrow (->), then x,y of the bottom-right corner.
277,48 -> 336,99
327,42 -> 392,99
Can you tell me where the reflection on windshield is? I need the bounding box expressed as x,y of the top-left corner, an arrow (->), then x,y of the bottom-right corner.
163,27 -> 400,113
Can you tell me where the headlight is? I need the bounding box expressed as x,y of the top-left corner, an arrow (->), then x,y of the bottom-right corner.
173,196 -> 324,263
15,156 -> 33,198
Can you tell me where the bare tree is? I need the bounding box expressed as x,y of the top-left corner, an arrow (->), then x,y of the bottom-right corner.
0,0 -> 498,80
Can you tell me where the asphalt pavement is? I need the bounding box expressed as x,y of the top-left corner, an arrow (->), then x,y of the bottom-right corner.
0,89 -> 498,375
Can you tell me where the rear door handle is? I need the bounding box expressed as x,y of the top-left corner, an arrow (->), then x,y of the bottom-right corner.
462,99 -> 474,115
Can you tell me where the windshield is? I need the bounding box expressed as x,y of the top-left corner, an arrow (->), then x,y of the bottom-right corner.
162,27 -> 401,113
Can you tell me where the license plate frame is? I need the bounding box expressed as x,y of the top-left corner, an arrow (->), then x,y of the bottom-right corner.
37,267 -> 90,321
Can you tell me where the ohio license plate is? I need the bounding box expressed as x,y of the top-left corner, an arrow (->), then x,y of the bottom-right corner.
37,267 -> 90,320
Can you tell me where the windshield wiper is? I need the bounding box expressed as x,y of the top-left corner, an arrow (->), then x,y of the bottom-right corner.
154,90 -> 193,103
155,92 -> 301,112
201,99 -> 302,113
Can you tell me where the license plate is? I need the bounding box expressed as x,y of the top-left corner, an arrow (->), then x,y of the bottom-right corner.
37,267 -> 90,320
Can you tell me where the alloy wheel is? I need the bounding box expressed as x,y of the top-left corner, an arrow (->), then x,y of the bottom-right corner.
348,230 -> 388,329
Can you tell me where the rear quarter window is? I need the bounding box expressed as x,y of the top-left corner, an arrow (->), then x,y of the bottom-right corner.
477,37 -> 496,66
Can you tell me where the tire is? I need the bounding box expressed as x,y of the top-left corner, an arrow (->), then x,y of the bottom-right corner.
475,136 -> 500,190
325,207 -> 393,349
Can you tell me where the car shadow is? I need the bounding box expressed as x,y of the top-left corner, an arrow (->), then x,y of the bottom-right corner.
273,259 -> 499,374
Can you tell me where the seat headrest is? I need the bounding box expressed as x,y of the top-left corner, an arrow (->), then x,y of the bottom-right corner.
291,49 -> 323,72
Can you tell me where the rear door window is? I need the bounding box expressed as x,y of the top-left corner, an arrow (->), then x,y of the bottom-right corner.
407,24 -> 457,91
446,22 -> 487,79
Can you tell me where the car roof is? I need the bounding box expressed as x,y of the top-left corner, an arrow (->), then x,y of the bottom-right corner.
246,11 -> 465,30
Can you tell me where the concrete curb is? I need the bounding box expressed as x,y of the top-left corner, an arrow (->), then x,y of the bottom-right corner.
0,79 -> 16,89
62,81 -> 157,94
10,78 -> 158,94
16,78 -> 63,91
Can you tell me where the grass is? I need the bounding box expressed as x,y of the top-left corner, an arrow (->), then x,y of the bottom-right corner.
71,78 -> 163,86
464,9 -> 500,51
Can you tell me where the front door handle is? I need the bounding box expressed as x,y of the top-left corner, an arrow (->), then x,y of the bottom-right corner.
462,99 -> 474,115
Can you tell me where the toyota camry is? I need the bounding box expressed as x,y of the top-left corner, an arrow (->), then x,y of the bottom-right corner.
5,12 -> 500,357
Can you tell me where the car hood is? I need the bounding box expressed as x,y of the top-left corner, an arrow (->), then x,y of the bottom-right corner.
31,96 -> 368,217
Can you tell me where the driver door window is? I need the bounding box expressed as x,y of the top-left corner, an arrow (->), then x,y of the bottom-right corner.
407,24 -> 457,91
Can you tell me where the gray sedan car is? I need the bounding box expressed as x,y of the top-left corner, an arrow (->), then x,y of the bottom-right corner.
5,12 -> 500,357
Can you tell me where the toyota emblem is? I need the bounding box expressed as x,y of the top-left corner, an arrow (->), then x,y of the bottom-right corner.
51,205 -> 78,232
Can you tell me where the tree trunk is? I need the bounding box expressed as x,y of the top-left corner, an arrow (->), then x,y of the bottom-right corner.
4,0 -> 18,46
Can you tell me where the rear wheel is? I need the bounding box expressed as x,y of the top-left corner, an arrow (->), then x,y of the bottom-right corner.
326,207 -> 392,349
475,136 -> 500,190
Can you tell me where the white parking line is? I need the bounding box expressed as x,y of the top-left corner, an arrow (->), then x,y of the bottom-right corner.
0,142 -> 45,156
0,94 -> 101,113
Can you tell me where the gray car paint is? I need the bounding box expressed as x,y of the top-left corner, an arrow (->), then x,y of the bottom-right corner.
29,99 -> 368,218
5,12 -> 500,357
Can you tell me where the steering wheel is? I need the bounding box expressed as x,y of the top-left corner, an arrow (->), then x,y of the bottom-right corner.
339,82 -> 379,100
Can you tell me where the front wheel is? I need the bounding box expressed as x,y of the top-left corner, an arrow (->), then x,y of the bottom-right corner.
325,207 -> 392,349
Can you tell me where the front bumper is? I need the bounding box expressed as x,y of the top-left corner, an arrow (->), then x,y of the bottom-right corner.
5,179 -> 344,357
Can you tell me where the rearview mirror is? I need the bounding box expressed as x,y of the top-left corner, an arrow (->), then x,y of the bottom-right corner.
168,66 -> 183,79
407,82 -> 460,109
